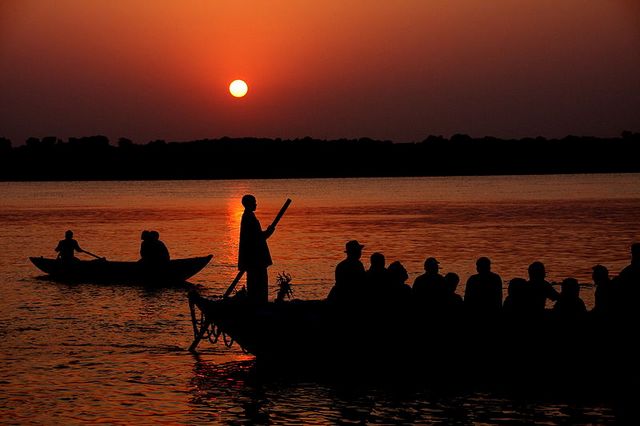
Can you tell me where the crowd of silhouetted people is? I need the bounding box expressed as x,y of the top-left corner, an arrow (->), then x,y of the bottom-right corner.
327,240 -> 640,323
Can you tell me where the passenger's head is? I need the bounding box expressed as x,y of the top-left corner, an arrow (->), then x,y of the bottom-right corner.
369,252 -> 385,271
444,272 -> 460,293
476,256 -> 491,274
65,230 -> 73,239
387,261 -> 408,283
527,261 -> 546,281
424,257 -> 439,273
345,240 -> 364,259
241,194 -> 257,211
592,264 -> 609,284
561,277 -> 580,299
141,230 -> 149,240
149,230 -> 160,241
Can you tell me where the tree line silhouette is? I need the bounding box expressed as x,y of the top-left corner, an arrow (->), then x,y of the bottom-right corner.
0,132 -> 638,180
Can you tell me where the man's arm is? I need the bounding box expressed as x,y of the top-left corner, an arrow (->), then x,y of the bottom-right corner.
74,240 -> 84,253
264,224 -> 275,239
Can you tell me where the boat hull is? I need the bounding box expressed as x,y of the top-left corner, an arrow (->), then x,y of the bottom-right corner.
30,255 -> 213,283
188,290 -> 634,390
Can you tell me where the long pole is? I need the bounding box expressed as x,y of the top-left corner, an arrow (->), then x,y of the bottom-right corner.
270,198 -> 292,229
223,270 -> 245,299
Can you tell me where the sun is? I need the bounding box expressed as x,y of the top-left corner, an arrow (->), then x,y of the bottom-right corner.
229,80 -> 248,98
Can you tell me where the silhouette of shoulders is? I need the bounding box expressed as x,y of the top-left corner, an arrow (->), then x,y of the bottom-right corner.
464,257 -> 503,315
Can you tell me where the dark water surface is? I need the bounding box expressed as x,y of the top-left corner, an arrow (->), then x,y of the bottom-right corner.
1,175 -> 638,424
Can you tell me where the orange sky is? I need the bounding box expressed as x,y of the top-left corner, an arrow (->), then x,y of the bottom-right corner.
1,0 -> 639,143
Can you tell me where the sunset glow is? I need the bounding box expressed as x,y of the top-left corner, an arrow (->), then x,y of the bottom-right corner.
0,0 -> 639,143
229,80 -> 248,98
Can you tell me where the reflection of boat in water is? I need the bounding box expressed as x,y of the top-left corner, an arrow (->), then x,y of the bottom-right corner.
187,289 -> 635,396
30,255 -> 213,284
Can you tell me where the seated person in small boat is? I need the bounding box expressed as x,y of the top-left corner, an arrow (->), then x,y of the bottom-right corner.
55,230 -> 85,261
140,230 -> 151,260
328,240 -> 366,304
150,231 -> 170,262
412,257 -> 445,311
140,230 -> 170,264
552,277 -> 587,320
464,256 -> 503,318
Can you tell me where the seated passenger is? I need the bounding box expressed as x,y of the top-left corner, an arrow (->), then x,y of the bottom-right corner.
464,257 -> 503,317
552,278 -> 587,320
412,257 -> 446,312
592,264 -> 616,318
442,272 -> 464,316
149,230 -> 170,262
328,240 -> 366,304
526,261 -> 559,317
502,277 -> 528,319
385,260 -> 412,306
366,252 -> 388,297
139,230 -> 152,261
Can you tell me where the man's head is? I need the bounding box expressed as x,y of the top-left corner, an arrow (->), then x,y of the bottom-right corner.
476,256 -> 491,274
424,257 -> 439,273
242,194 -> 257,211
528,261 -> 546,281
370,252 -> 385,270
65,230 -> 73,239
345,240 -> 364,258
387,261 -> 408,282
561,277 -> 580,298
444,272 -> 460,292
592,264 -> 609,283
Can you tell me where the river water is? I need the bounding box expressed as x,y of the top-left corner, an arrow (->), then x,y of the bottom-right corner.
1,175 -> 638,424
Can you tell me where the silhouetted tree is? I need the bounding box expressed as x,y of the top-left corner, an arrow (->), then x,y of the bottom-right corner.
1,133 -> 639,180
118,137 -> 134,148
0,137 -> 11,152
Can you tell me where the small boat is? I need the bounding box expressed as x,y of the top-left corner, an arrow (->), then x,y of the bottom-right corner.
30,255 -> 213,284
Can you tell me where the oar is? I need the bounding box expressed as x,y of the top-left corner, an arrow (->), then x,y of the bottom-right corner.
82,250 -> 105,260
222,198 -> 292,299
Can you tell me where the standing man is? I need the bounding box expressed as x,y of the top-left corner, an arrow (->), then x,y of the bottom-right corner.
238,194 -> 275,303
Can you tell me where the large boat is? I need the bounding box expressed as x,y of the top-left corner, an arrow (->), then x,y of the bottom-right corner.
30,255 -> 213,284
187,289 -> 632,391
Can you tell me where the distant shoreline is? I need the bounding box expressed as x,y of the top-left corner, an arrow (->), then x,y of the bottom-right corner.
1,133 -> 638,181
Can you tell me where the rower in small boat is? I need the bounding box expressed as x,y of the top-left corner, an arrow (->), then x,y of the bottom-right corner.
55,230 -> 85,262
